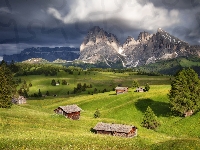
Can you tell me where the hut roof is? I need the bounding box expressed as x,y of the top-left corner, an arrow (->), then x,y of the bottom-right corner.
18,96 -> 26,100
93,122 -> 136,133
115,87 -> 128,90
59,105 -> 82,113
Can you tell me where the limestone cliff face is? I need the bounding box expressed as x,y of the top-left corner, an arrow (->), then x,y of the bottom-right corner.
79,26 -> 124,66
79,26 -> 200,67
80,26 -> 120,52
123,28 -> 200,67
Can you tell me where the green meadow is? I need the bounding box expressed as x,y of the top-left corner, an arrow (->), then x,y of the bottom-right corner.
0,71 -> 200,149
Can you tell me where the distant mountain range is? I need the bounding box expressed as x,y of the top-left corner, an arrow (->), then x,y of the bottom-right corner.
79,26 -> 200,67
3,47 -> 80,62
3,26 -> 200,68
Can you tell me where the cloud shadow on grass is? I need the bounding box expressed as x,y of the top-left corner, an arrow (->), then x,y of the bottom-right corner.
135,98 -> 170,117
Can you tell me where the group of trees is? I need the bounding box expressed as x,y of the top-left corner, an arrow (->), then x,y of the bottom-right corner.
142,68 -> 200,130
14,63 -> 61,76
87,68 -> 134,73
73,83 -> 92,94
51,79 -> 68,86
29,89 -> 49,98
17,80 -> 33,98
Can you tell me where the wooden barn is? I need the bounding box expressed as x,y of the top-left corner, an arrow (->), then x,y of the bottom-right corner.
115,87 -> 128,95
93,122 -> 137,138
12,96 -> 26,104
54,104 -> 82,120
136,87 -> 144,92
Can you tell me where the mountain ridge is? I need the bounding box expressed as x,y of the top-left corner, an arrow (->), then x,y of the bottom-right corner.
79,26 -> 200,67
3,26 -> 200,68
3,47 -> 80,62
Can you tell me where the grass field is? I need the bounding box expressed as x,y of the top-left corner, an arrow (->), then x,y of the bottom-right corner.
0,72 -> 200,149
16,70 -> 172,96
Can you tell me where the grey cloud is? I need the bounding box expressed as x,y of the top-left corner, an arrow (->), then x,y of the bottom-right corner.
0,0 -> 200,56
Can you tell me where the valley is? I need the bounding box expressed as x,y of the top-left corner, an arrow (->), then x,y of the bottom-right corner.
0,69 -> 200,149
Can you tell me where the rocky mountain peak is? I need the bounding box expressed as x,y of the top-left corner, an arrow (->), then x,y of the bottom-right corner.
122,36 -> 138,48
157,27 -> 163,33
79,27 -> 124,66
137,31 -> 151,42
80,26 -> 120,52
79,26 -> 200,67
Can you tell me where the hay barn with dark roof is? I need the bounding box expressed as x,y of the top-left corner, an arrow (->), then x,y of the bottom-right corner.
93,122 -> 137,137
54,104 -> 82,120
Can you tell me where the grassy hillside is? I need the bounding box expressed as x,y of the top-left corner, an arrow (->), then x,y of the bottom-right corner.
15,71 -> 172,97
1,83 -> 200,149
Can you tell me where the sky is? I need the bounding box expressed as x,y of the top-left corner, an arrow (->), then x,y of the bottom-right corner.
0,0 -> 200,59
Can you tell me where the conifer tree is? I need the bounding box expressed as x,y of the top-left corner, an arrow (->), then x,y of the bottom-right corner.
46,91 -> 50,96
141,106 -> 160,129
94,109 -> 100,118
169,68 -> 200,116
38,89 -> 42,97
144,83 -> 150,92
132,80 -> 139,88
0,64 -> 16,108
51,79 -> 56,86
23,89 -> 29,98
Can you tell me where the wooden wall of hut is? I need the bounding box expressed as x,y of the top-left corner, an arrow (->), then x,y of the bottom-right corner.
67,111 -> 80,120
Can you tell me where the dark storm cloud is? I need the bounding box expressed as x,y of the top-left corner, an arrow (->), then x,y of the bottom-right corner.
0,0 -> 200,58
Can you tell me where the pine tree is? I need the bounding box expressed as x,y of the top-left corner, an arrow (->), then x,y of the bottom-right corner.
141,106 -> 160,129
24,89 -> 29,98
0,64 -> 16,108
46,91 -> 50,96
62,80 -> 67,85
57,80 -> 60,84
132,80 -> 139,88
94,109 -> 100,118
169,68 -> 200,116
29,82 -> 32,87
144,83 -> 150,92
38,89 -> 42,97
51,79 -> 56,86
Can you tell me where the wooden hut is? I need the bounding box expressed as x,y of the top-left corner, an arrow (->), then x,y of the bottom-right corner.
12,96 -> 26,104
136,87 -> 144,92
54,104 -> 82,120
93,122 -> 137,137
184,110 -> 193,117
115,87 -> 128,95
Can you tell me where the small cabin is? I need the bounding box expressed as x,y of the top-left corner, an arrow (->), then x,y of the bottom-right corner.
54,104 -> 82,120
136,87 -> 144,92
93,122 -> 137,138
184,110 -> 193,117
12,96 -> 26,104
115,87 -> 128,95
